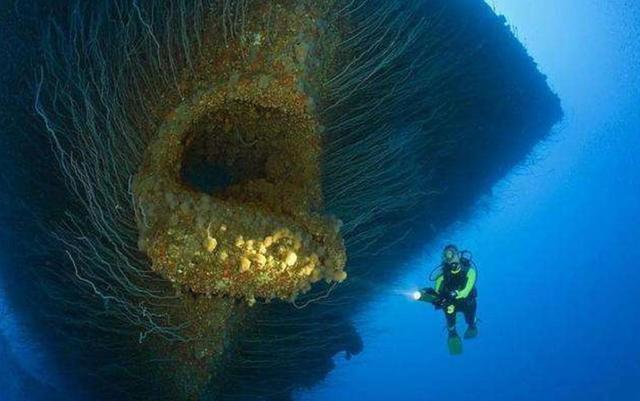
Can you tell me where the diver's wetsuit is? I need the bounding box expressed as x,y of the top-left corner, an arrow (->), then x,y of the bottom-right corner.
435,260 -> 477,330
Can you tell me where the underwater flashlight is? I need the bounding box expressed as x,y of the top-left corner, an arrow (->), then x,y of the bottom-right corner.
412,291 -> 422,301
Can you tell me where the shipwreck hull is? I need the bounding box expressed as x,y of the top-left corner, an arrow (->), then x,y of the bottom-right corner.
0,0 -> 561,400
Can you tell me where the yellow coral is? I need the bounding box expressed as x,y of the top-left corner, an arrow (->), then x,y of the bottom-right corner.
205,237 -> 217,252
263,236 -> 273,247
285,251 -> 298,266
235,236 -> 245,248
254,254 -> 267,266
335,271 -> 347,282
239,257 -> 251,272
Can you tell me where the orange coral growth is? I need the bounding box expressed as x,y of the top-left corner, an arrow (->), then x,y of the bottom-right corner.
132,2 -> 347,304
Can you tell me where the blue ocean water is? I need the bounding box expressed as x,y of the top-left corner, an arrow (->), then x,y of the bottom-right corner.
0,0 -> 638,400
298,0 -> 640,400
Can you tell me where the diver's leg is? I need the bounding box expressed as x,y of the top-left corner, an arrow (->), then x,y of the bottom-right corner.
463,299 -> 478,339
444,308 -> 462,355
463,298 -> 477,326
444,307 -> 457,335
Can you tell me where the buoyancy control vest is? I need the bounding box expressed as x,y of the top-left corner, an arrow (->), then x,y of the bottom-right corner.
442,258 -> 477,299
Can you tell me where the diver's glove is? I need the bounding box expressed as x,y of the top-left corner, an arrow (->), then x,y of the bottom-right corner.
440,291 -> 457,303
433,296 -> 449,309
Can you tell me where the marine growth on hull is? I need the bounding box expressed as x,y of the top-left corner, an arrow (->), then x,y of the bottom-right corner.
26,0 -> 562,399
132,2 -> 346,304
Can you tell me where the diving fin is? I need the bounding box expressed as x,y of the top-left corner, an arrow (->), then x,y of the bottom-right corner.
464,326 -> 478,340
447,333 -> 463,355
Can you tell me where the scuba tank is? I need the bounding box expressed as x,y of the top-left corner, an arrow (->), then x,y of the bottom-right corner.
460,250 -> 473,266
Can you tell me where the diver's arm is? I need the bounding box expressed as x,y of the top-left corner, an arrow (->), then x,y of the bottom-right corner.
455,268 -> 477,299
434,275 -> 443,294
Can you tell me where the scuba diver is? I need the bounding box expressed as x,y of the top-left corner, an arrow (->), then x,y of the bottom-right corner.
413,244 -> 478,355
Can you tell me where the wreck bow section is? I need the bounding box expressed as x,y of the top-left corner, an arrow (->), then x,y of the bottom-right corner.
7,0 -> 564,400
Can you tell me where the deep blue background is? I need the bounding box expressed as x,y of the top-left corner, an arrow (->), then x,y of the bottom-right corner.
1,0 -> 639,400
298,0 -> 640,400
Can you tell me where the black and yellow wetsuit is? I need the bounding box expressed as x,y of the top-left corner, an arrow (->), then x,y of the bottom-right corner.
434,259 -> 478,331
